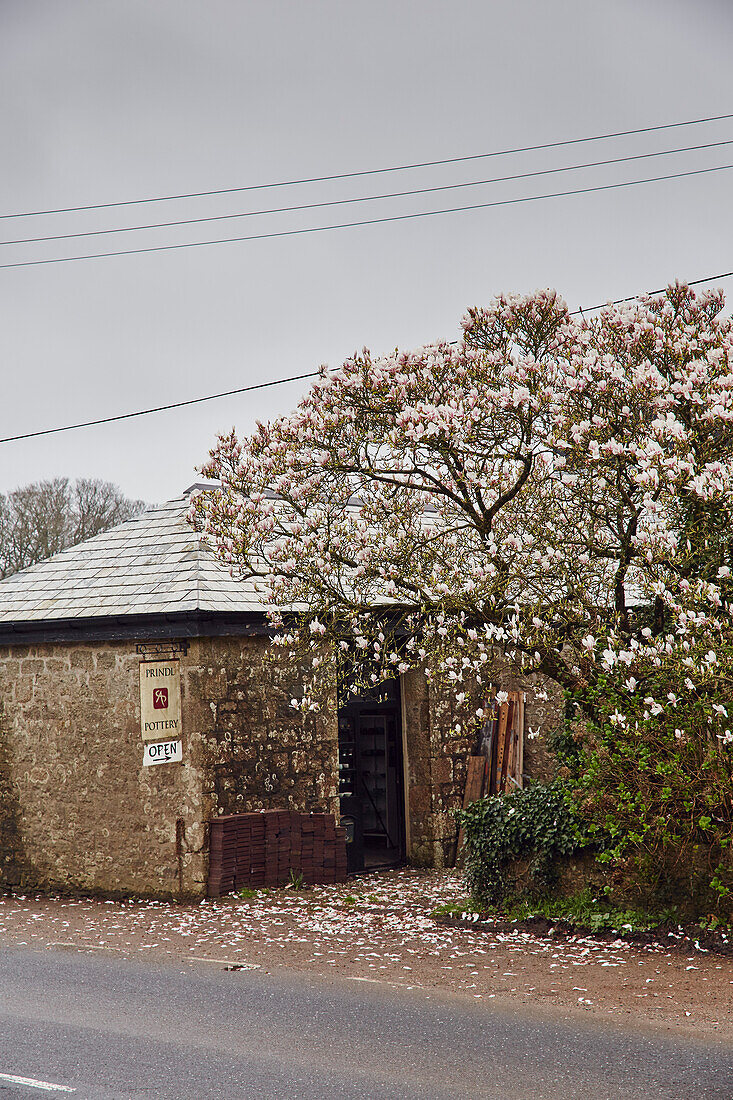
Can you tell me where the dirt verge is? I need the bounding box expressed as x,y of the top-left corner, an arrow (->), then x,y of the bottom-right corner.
0,868 -> 731,1041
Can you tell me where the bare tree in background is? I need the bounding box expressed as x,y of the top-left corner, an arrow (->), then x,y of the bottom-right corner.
0,478 -> 146,578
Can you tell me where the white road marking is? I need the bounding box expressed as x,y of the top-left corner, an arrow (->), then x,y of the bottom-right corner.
344,976 -> 415,989
0,1073 -> 75,1092
188,956 -> 259,968
49,943 -> 109,951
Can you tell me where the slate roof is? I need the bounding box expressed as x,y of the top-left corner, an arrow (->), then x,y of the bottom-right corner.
0,493 -> 266,624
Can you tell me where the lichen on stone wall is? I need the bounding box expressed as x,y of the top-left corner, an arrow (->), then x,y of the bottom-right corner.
0,640 -> 207,900
185,636 -> 339,821
0,705 -> 31,888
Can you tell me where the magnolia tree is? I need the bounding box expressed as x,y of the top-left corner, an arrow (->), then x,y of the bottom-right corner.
194,283 -> 733,910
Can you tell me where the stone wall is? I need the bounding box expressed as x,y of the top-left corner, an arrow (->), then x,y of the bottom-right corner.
183,635 -> 339,822
400,661 -> 564,868
0,640 -> 206,899
401,669 -> 434,866
0,630 -> 561,897
0,634 -> 338,900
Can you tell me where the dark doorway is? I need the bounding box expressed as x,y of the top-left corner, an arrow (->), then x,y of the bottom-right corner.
338,679 -> 406,873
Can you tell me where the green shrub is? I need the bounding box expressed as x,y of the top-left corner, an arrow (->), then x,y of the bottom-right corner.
573,661 -> 733,919
456,781 -> 590,907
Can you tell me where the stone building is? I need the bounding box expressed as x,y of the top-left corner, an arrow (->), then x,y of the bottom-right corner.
0,489 -> 559,899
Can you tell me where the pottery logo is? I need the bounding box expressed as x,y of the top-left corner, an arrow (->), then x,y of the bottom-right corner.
153,687 -> 169,710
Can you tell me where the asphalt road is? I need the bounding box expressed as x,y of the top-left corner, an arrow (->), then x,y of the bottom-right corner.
0,947 -> 730,1099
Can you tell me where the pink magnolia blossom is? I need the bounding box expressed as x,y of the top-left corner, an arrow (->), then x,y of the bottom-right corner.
190,282 -> 733,737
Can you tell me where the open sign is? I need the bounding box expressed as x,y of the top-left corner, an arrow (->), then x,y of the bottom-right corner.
142,739 -> 182,766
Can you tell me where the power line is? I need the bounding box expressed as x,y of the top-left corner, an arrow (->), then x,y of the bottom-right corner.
3,138 -> 732,249
0,372 -> 322,444
2,269 -> 733,446
571,270 -> 733,315
2,112 -> 732,222
1,161 -> 732,271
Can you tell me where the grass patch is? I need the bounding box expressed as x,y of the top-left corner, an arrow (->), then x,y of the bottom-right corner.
430,898 -> 481,919
488,889 -> 681,934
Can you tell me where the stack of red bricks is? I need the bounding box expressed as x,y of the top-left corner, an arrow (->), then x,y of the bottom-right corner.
208,810 -> 347,897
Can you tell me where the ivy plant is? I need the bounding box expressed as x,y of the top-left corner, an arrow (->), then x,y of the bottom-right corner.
456,781 -> 590,908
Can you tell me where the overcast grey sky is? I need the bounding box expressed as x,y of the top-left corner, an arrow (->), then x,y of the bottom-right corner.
1,0 -> 732,504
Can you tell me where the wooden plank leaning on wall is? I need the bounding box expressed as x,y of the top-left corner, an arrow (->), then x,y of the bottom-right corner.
457,690 -> 526,850
468,690 -> 525,800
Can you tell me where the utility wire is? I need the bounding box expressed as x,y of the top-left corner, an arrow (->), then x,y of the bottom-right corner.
570,269 -> 733,314
2,111 -> 732,222
0,372 -> 323,443
1,270 -> 733,446
3,138 -> 732,249
1,161 -> 732,271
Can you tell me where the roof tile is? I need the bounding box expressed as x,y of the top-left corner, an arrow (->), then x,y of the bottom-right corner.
0,494 -> 265,623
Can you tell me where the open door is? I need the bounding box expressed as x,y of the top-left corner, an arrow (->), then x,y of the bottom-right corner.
337,679 -> 406,873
